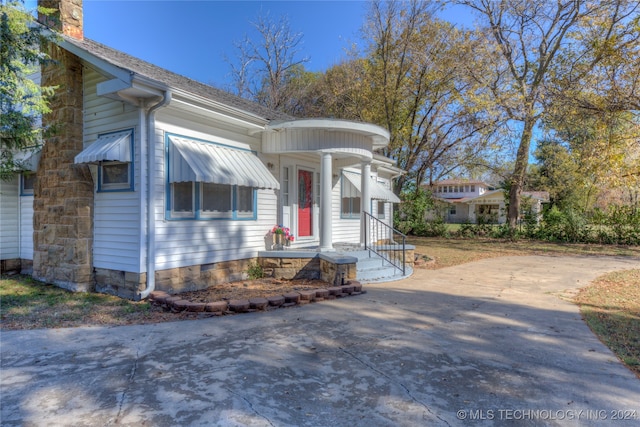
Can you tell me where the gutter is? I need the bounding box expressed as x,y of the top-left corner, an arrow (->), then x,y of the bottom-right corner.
137,90 -> 172,300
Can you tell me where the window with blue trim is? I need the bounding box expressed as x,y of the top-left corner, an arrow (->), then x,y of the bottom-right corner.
20,173 -> 35,196
97,129 -> 134,192
169,182 -> 256,220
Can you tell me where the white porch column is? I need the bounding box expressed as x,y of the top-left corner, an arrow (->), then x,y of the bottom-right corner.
468,203 -> 476,223
320,152 -> 333,251
360,160 -> 371,246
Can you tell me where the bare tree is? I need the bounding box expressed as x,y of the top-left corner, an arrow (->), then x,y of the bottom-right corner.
227,13 -> 310,113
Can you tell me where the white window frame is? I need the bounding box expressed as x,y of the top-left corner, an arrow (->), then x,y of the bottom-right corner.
20,173 -> 35,196
99,161 -> 132,191
377,201 -> 386,219
200,182 -> 233,219
341,173 -> 361,219
170,182 -> 195,218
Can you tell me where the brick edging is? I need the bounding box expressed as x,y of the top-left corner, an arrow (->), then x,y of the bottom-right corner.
148,281 -> 365,315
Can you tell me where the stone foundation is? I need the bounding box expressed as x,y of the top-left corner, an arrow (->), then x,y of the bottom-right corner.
1,259 -> 22,275
320,258 -> 356,285
258,257 -> 321,280
95,269 -> 147,300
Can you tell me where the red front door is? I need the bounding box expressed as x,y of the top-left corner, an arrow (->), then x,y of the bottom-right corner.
298,170 -> 313,237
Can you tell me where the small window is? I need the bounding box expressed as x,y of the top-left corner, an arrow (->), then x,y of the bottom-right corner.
21,173 -> 35,196
100,162 -> 131,190
171,182 -> 195,218
236,186 -> 254,218
471,184 -> 476,192
201,183 -> 232,218
341,174 -> 361,219
450,206 -> 457,215
377,201 -> 386,219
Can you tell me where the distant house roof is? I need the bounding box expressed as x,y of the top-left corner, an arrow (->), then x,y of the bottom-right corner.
62,35 -> 293,122
430,179 -> 490,186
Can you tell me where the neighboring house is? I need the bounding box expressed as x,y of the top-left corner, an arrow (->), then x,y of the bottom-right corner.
426,179 -> 549,224
0,0 -> 403,299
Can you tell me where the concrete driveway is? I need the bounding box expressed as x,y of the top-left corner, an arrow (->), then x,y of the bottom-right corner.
1,255 -> 639,426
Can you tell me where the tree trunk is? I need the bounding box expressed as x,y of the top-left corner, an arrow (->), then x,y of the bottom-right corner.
508,117 -> 536,229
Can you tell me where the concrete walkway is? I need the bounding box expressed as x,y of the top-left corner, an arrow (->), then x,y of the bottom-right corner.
1,255 -> 639,426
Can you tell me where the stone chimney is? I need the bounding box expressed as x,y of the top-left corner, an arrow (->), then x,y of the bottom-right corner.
34,0 -> 94,291
38,0 -> 84,40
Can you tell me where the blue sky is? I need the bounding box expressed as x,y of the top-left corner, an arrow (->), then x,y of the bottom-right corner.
28,0 -> 475,89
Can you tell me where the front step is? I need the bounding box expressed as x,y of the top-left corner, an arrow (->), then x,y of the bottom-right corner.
347,249 -> 411,283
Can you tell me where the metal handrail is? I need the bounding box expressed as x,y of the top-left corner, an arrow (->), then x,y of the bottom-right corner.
363,211 -> 407,276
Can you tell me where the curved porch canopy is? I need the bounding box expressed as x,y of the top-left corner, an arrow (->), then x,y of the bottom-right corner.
260,119 -> 391,251
261,118 -> 390,160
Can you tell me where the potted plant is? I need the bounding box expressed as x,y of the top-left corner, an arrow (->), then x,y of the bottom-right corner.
271,225 -> 294,249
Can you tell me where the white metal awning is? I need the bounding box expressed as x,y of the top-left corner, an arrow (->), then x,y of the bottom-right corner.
168,135 -> 280,189
15,149 -> 41,171
343,171 -> 401,203
74,131 -> 132,163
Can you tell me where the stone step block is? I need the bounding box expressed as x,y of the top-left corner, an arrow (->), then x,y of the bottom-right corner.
298,290 -> 316,302
228,300 -> 250,313
315,289 -> 330,299
205,301 -> 228,312
268,295 -> 285,307
164,296 -> 182,306
149,291 -> 170,303
249,298 -> 269,310
328,287 -> 343,296
173,300 -> 190,311
341,285 -> 355,295
283,292 -> 301,304
185,302 -> 206,312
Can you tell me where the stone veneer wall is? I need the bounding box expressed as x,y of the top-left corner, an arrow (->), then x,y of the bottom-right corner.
95,256 -> 359,299
33,42 -> 94,291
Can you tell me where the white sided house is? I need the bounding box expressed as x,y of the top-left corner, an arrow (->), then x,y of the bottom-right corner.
427,179 -> 549,224
0,0 -> 411,299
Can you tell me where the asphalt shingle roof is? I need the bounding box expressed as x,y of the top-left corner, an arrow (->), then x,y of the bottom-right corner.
63,36 -> 294,122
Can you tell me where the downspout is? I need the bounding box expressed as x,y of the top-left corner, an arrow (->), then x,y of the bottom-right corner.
137,90 -> 171,300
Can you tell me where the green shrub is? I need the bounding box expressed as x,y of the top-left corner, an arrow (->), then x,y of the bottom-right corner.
247,262 -> 264,280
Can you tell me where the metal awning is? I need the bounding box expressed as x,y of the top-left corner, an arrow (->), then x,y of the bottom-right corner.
343,171 -> 401,203
168,135 -> 280,189
15,149 -> 41,171
74,131 -> 132,163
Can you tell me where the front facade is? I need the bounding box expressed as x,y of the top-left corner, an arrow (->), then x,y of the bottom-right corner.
427,179 -> 549,224
0,0 -> 403,299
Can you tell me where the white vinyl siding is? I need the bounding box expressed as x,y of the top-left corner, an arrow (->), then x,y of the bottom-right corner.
0,178 -> 20,259
84,68 -> 141,272
153,114 -> 278,271
20,195 -> 34,259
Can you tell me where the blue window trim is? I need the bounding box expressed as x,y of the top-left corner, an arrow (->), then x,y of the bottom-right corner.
340,172 -> 361,220
97,128 -> 135,193
165,132 -> 257,221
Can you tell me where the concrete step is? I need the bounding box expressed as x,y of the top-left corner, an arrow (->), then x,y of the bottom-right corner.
357,264 -> 402,282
